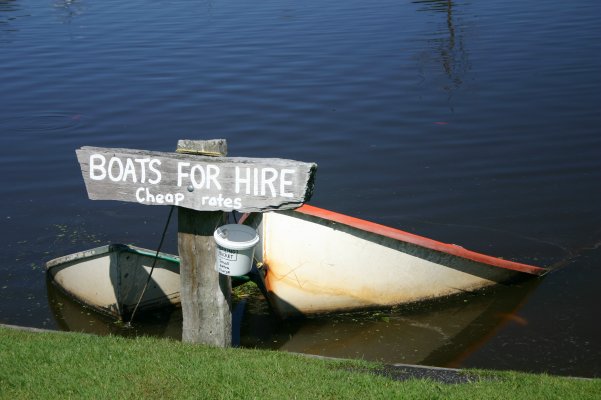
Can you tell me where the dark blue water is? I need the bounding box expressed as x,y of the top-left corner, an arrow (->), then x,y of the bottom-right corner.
1,0 -> 600,377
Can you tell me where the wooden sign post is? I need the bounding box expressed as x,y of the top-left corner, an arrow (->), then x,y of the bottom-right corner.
176,139 -> 231,346
76,140 -> 317,346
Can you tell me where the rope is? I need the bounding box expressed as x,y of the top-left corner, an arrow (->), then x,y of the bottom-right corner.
126,205 -> 175,326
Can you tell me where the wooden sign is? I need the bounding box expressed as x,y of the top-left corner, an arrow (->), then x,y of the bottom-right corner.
76,146 -> 317,213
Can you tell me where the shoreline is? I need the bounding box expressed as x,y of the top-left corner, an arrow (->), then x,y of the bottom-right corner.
1,322 -> 594,382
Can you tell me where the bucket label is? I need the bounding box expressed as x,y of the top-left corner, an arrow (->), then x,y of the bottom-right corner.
217,246 -> 239,275
218,247 -> 238,261
218,260 -> 231,275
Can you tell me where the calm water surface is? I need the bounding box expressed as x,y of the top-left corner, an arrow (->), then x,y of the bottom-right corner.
1,0 -> 600,377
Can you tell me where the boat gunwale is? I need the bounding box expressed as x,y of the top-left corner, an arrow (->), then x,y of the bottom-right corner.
45,244 -> 180,270
294,205 -> 547,276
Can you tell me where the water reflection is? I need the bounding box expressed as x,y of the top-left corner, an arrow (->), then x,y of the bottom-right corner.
239,279 -> 540,366
0,0 -> 19,12
53,0 -> 85,24
47,276 -> 183,339
413,0 -> 471,103
0,0 -> 28,39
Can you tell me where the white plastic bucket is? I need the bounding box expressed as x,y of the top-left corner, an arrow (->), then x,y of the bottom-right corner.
213,224 -> 259,276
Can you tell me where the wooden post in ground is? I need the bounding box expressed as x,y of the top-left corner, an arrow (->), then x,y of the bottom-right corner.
176,139 -> 231,346
178,208 -> 232,346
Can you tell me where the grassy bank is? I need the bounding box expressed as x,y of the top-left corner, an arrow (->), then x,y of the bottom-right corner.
0,326 -> 598,399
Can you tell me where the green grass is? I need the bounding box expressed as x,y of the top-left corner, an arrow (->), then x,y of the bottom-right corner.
0,326 -> 598,399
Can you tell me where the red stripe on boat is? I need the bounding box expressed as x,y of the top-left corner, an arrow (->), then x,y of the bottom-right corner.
295,205 -> 547,276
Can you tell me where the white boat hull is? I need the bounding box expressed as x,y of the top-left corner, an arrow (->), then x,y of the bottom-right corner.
251,205 -> 545,318
46,244 -> 180,319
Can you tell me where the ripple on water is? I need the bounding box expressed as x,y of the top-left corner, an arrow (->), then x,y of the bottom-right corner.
0,112 -> 83,134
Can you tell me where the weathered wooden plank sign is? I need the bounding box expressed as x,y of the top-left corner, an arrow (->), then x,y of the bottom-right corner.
76,146 -> 317,213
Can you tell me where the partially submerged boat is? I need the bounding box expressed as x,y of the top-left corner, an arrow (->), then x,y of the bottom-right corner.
46,244 -> 251,320
247,205 -> 547,318
46,244 -> 181,319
